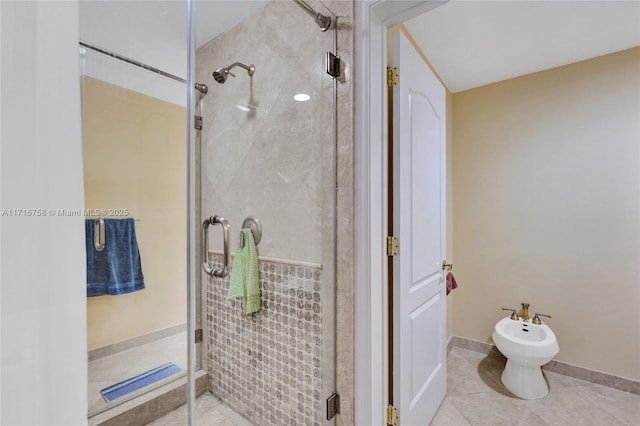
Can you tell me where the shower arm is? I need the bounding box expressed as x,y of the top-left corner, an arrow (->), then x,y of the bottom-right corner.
226,62 -> 255,77
292,0 -> 331,31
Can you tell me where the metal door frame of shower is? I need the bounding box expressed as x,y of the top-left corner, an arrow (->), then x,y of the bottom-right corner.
186,1 -> 197,423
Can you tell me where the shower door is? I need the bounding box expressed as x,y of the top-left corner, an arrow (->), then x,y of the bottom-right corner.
191,1 -> 338,424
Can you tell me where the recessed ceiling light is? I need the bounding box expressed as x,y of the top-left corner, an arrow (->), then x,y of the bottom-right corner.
294,93 -> 311,102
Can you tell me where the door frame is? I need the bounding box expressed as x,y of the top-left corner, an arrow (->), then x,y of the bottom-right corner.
354,1 -> 448,424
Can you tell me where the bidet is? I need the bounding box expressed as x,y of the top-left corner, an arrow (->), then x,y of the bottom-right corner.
493,316 -> 559,399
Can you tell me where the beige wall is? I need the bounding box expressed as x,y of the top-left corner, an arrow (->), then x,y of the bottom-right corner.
83,77 -> 187,350
453,47 -> 640,380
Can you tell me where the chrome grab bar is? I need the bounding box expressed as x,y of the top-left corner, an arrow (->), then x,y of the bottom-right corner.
94,218 -> 105,251
202,215 -> 231,277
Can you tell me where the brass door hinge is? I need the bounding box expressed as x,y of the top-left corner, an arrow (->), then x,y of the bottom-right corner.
386,404 -> 399,426
387,66 -> 399,87
387,236 -> 399,256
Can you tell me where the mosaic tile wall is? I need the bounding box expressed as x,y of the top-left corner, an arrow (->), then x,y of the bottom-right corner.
206,253 -> 324,426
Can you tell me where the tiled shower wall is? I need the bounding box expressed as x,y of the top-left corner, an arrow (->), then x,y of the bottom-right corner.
207,254 -> 324,425
196,1 -> 334,264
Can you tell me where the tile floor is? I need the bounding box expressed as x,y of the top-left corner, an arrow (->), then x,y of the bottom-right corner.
150,346 -> 640,425
432,347 -> 640,426
88,332 -> 187,416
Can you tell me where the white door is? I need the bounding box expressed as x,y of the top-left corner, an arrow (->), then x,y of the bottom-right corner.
391,30 -> 446,425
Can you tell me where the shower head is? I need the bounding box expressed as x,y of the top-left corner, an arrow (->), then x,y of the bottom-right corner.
212,62 -> 255,84
212,67 -> 229,83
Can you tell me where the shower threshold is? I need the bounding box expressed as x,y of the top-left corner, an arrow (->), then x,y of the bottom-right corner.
89,370 -> 208,426
88,330 -> 188,416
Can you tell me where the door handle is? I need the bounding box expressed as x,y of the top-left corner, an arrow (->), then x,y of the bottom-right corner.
442,260 -> 453,272
202,215 -> 231,277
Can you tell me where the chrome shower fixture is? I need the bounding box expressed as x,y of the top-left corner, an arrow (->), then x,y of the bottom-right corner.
212,62 -> 255,84
293,0 -> 331,31
194,83 -> 208,95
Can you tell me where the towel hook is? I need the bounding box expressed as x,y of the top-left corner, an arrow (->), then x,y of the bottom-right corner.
240,216 -> 262,247
94,218 -> 105,251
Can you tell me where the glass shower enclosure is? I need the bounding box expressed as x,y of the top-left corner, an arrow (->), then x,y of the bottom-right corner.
191,0 -> 338,424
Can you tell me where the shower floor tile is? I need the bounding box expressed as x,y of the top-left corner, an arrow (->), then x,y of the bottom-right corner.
88,331 -> 187,416
147,393 -> 251,426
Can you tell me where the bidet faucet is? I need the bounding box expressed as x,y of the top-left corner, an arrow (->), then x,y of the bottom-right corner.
520,303 -> 530,321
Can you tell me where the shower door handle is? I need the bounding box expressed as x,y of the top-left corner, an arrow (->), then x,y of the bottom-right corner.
202,215 -> 231,278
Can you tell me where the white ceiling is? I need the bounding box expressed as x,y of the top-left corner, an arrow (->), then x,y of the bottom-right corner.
404,0 -> 640,93
194,1 -> 267,48
79,1 -> 640,93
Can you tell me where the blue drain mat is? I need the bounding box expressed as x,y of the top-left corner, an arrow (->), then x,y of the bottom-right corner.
100,363 -> 182,402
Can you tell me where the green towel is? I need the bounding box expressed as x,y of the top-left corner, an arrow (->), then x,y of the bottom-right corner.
227,228 -> 261,314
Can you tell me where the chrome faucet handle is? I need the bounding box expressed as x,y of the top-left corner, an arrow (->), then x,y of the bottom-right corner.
532,313 -> 552,325
501,307 -> 519,321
